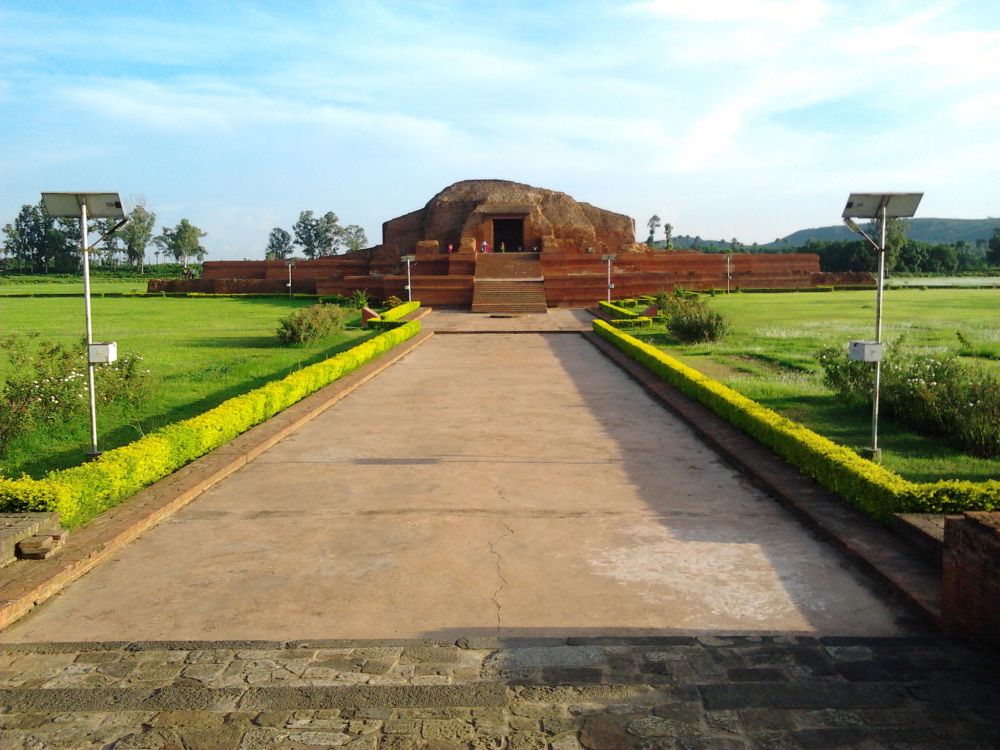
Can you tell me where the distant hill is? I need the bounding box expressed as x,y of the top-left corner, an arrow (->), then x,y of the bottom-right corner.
763,218 -> 1000,248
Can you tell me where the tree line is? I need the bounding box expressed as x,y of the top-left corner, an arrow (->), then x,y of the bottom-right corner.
645,214 -> 1000,273
1,200 -> 208,273
265,211 -> 367,260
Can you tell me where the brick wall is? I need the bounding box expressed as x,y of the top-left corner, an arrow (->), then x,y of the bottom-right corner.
942,512 -> 1000,649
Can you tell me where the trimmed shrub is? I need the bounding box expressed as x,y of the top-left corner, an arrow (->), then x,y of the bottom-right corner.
276,304 -> 349,345
380,300 -> 420,321
0,321 -> 422,528
598,300 -> 639,318
593,319 -> 1000,521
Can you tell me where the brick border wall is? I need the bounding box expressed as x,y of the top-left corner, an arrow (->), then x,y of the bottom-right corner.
942,512 -> 1000,649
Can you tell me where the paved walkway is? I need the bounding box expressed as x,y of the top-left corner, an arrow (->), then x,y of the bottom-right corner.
2,637 -> 998,748
2,333 -> 911,642
4,316 -> 999,748
421,308 -> 592,333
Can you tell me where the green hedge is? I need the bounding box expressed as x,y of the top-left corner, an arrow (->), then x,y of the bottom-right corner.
0,321 -> 422,528
593,320 -> 1000,522
380,300 -> 421,321
598,300 -> 639,318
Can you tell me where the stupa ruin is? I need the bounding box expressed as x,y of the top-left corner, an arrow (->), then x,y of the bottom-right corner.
151,179 -> 872,308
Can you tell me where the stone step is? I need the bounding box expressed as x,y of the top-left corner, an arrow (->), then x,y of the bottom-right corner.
472,279 -> 548,314
2,638 -> 998,748
0,513 -> 61,567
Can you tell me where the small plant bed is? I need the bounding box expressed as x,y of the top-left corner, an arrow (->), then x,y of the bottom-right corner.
0,295 -> 378,478
608,288 -> 1000,484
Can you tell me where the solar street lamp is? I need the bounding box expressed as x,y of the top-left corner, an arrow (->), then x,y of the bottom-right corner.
285,260 -> 295,298
402,254 -> 416,302
841,192 -> 923,461
601,254 -> 616,302
40,192 -> 127,458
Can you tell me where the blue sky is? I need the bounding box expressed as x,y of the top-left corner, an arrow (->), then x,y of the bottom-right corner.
2,0 -> 998,259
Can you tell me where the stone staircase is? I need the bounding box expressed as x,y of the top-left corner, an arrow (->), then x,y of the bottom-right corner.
472,253 -> 547,314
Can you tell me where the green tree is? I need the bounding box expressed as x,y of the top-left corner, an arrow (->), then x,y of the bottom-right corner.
663,222 -> 673,249
988,227 -> 1000,266
93,218 -> 125,267
154,219 -> 207,267
925,243 -> 959,273
118,204 -> 156,272
868,217 -> 907,270
265,227 -> 293,259
2,202 -> 77,272
340,224 -> 368,254
646,214 -> 661,246
293,210 -> 341,258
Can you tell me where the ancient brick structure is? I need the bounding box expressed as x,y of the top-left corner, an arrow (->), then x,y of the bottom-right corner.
381,179 -> 638,256
150,179 -> 873,305
942,512 -> 1000,649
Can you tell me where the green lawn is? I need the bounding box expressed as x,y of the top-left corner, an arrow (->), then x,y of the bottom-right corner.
0,295 -> 372,477
0,276 -> 148,295
627,289 -> 1000,483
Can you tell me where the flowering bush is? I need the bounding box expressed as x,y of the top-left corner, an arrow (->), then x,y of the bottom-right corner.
276,304 -> 350,344
0,333 -> 152,456
817,341 -> 1000,458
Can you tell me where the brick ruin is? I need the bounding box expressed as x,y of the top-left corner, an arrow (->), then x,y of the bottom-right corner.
149,179 -> 873,305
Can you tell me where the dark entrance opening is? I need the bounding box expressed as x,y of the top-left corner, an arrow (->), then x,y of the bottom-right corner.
492,218 -> 524,252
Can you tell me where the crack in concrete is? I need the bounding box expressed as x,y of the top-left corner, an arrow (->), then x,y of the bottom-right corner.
487,487 -> 514,630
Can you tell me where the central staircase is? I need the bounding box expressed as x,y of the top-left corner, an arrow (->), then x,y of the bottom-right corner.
471,252 -> 547,314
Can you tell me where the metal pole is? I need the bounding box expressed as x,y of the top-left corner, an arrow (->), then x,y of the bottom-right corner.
406,259 -> 412,303
287,263 -> 293,298
870,203 -> 887,460
81,202 -> 100,457
726,255 -> 731,294
606,258 -> 612,302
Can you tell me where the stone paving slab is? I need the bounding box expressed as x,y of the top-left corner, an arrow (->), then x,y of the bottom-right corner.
2,637 -> 998,748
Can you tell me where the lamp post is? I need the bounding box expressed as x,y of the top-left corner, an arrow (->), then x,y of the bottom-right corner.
401,254 -> 416,302
841,192 -> 923,462
286,260 -> 295,298
601,254 -> 616,302
726,255 -> 732,294
41,192 -> 127,458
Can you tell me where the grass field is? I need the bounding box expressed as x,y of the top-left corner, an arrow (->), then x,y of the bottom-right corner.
0,276 -> 148,295
626,288 -> 1000,483
0,295 -> 372,478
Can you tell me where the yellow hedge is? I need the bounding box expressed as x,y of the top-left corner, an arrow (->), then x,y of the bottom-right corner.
593,319 -> 1000,522
0,321 -> 421,528
380,300 -> 421,321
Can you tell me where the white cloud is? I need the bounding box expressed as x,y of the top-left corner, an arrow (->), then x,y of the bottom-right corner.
629,0 -> 830,31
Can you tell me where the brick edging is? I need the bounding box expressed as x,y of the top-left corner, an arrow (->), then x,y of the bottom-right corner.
0,331 -> 435,632
583,331 -> 943,628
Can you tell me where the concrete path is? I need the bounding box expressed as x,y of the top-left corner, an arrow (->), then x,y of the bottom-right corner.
421,308 -> 592,332
2,333 -> 914,642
